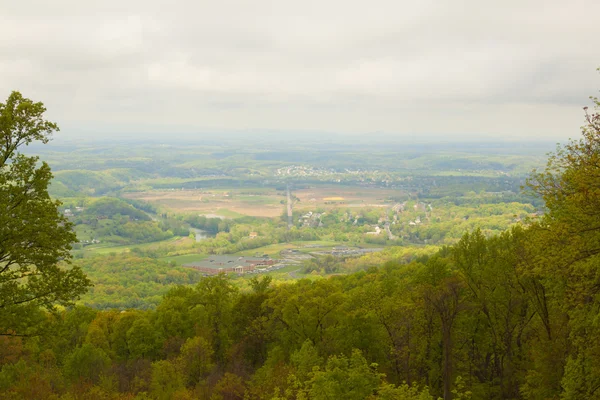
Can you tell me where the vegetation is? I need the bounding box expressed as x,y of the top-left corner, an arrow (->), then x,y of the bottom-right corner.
2,83 -> 600,399
77,254 -> 202,310
0,91 -> 90,336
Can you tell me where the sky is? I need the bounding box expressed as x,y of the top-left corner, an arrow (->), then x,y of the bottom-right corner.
1,0 -> 599,141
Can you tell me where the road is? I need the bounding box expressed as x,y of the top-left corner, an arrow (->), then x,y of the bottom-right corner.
286,185 -> 293,229
288,268 -> 301,279
384,222 -> 396,240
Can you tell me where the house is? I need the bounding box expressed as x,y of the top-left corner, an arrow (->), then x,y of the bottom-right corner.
366,226 -> 382,235
249,232 -> 258,239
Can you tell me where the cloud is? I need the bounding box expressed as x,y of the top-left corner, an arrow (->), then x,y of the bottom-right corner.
0,0 -> 598,140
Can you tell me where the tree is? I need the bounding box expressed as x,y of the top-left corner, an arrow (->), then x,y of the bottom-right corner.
453,228 -> 533,398
178,336 -> 214,387
194,274 -> 238,363
150,360 -> 185,400
210,372 -> 246,400
126,316 -> 162,359
63,343 -> 111,384
420,257 -> 466,400
267,279 -> 346,355
525,73 -> 600,399
307,349 -> 382,400
0,91 -> 90,335
526,78 -> 600,275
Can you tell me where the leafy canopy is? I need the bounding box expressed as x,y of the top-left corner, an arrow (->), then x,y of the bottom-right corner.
0,91 -> 90,335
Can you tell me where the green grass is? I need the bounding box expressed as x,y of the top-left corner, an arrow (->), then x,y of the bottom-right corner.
74,243 -> 132,256
73,236 -> 184,257
289,240 -> 340,246
272,264 -> 305,273
270,270 -> 322,281
234,264 -> 314,284
160,253 -> 207,265
235,243 -> 297,257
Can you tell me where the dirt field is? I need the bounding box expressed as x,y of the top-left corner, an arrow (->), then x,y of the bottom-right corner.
124,189 -> 285,217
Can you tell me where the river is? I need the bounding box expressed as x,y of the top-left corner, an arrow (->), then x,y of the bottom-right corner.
190,228 -> 216,242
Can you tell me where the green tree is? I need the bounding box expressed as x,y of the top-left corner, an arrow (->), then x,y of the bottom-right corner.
307,349 -> 382,400
349,262 -> 422,385
0,91 -> 90,335
452,228 -> 532,398
267,279 -> 346,355
290,339 -> 323,383
525,76 -> 600,399
210,372 -> 245,400
231,275 -> 274,368
195,274 -> 239,363
376,382 -> 435,400
127,316 -> 162,359
419,257 -> 465,400
150,360 -> 185,400
63,343 -> 111,384
526,79 -> 600,285
178,336 -> 214,387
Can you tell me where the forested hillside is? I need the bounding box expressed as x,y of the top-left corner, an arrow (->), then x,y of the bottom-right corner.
2,222 -> 599,399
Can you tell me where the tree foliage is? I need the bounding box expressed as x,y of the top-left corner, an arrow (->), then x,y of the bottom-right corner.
0,91 -> 90,335
523,76 -> 600,399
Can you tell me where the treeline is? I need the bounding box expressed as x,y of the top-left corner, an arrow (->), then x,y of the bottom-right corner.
184,215 -> 234,234
1,222 -> 596,399
0,269 -> 440,399
67,198 -> 191,246
84,198 -> 151,221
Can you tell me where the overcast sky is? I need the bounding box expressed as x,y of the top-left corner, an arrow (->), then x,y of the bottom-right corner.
1,0 -> 598,141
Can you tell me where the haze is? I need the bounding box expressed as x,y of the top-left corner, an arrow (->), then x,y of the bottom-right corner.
1,0 -> 599,141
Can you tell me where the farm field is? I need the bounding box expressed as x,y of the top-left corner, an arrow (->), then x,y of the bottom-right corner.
34,139 -> 550,312
123,188 -> 284,217
293,185 -> 405,209
123,184 -> 407,218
